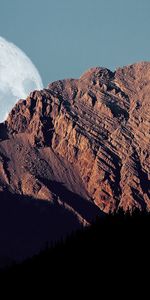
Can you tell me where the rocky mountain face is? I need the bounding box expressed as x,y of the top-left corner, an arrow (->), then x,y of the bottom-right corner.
0,62 -> 149,262
2,61 -> 149,211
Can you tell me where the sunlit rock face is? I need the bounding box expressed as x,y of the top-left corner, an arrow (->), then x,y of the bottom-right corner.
1,61 -> 149,214
0,62 -> 149,265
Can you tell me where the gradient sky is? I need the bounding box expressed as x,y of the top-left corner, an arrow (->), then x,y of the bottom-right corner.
0,0 -> 150,87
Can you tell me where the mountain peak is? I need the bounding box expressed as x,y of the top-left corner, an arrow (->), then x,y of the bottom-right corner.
79,66 -> 114,83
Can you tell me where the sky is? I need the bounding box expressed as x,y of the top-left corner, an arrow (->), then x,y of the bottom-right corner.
0,0 -> 150,87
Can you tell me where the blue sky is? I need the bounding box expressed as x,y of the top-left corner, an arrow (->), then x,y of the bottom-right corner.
0,0 -> 150,86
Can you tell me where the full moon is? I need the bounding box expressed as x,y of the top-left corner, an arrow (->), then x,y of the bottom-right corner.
0,36 -> 43,122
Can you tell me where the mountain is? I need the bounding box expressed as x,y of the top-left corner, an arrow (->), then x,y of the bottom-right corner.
0,61 -> 149,263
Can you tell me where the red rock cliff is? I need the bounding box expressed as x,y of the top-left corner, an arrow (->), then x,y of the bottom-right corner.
1,62 -> 150,213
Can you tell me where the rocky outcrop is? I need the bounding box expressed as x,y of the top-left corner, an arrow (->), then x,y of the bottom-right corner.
0,62 -> 150,215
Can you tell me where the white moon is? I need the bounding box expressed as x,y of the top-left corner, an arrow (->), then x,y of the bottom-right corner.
0,36 -> 43,122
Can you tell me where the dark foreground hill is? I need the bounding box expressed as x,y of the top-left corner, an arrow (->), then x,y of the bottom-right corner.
1,211 -> 150,282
